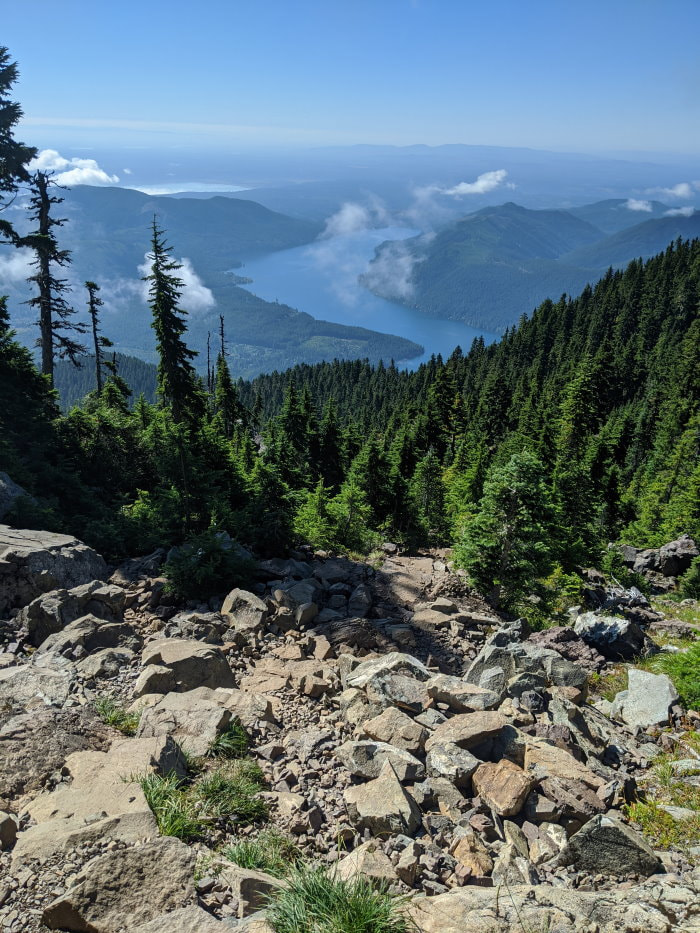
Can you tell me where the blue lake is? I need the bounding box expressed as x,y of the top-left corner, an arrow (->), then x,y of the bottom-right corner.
240,227 -> 497,367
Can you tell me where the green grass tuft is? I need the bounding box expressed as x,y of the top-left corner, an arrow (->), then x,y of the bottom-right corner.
207,719 -> 249,759
95,697 -> 141,736
223,827 -> 300,878
139,771 -> 204,841
265,863 -> 410,933
193,760 -> 268,824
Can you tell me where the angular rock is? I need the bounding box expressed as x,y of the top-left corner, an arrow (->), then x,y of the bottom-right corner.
425,711 -> 506,753
574,612 -> 647,661
426,743 -> 480,788
335,740 -> 425,782
221,588 -> 269,634
136,638 -> 234,695
348,583 -> 373,617
524,738 -> 604,791
0,525 -> 106,615
473,759 -> 536,817
42,837 -> 196,930
345,651 -> 431,689
0,654 -> 75,708
611,668 -> 680,729
426,674 -> 500,712
528,626 -> 605,671
362,706 -> 429,754
0,706 -> 111,803
19,581 -> 126,647
217,863 -> 282,918
37,613 -> 137,657
335,839 -> 398,883
136,690 -> 234,756
0,811 -> 17,849
344,761 -> 422,836
450,828 -> 493,877
538,776 -> 606,822
566,813 -> 663,877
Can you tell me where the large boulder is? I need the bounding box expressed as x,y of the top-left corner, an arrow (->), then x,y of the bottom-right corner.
18,581 -> 127,647
0,654 -> 76,709
42,837 -> 196,931
344,761 -> 422,836
362,706 -> 429,754
0,525 -> 106,615
574,612 -> 648,661
37,613 -> 138,657
135,638 -> 235,695
135,690 -> 234,756
335,740 -> 425,782
0,706 -> 111,804
611,668 -> 679,729
425,711 -> 507,753
624,534 -> 699,579
221,588 -> 269,635
565,813 -> 663,877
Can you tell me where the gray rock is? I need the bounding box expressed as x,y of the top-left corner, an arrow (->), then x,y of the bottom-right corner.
611,668 -> 679,728
362,706 -> 429,753
426,743 -> 480,788
0,472 -> 33,520
348,583 -> 373,617
42,837 -> 196,931
0,654 -> 75,708
0,811 -> 17,849
574,611 -> 648,660
426,674 -> 500,712
344,761 -> 422,836
37,613 -> 138,656
566,813 -> 663,877
346,651 -> 431,688
335,740 -> 425,781
221,588 -> 269,634
0,525 -> 106,615
132,906 -> 227,932
135,638 -> 234,695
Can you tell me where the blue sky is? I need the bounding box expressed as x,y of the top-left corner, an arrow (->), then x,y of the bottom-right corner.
5,0 -> 700,154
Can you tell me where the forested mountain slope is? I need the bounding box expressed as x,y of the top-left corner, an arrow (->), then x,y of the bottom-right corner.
3,240 -> 698,583
366,202 -> 700,332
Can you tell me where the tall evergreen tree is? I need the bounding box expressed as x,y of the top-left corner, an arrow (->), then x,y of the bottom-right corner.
143,218 -> 202,421
0,47 -> 36,244
85,280 -> 112,393
24,172 -> 86,382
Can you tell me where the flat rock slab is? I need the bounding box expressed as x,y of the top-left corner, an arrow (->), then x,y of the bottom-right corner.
132,906 -> 228,932
0,524 -> 106,614
425,711 -> 507,752
42,837 -> 196,931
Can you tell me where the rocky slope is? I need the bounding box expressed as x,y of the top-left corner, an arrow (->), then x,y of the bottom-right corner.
0,525 -> 699,932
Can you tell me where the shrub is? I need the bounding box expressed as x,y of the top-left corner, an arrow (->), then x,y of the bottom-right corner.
95,697 -> 140,736
679,557 -> 700,599
223,827 -> 300,878
163,528 -> 254,599
266,864 -> 410,933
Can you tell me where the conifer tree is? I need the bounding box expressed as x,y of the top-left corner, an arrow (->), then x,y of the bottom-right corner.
0,47 -> 36,244
24,171 -> 86,382
85,280 -> 112,393
143,218 -> 202,421
409,449 -> 447,543
454,449 -> 557,607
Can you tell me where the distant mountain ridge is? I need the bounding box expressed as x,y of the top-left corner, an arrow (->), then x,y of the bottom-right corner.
365,200 -> 700,331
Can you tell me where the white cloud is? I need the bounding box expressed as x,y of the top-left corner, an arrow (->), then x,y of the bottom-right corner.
361,237 -> 430,301
416,169 -> 512,202
0,247 -> 34,281
137,253 -> 215,312
625,198 -> 652,212
321,197 -> 390,238
123,168 -> 132,175
646,181 -> 694,200
664,206 -> 695,217
27,148 -> 119,186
